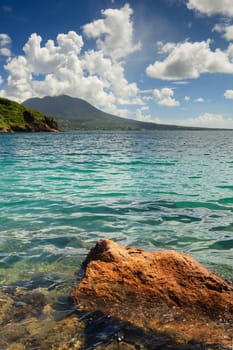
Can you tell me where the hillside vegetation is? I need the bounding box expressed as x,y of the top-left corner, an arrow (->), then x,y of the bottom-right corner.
0,97 -> 58,132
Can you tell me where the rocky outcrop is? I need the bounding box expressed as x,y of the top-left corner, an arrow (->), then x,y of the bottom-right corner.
71,239 -> 233,348
0,124 -> 58,133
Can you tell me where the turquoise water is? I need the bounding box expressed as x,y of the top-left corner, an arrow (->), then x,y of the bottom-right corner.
0,130 -> 233,285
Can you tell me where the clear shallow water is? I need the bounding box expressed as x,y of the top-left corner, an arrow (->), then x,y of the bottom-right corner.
0,130 -> 233,285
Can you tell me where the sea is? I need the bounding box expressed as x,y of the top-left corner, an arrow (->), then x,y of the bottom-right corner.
0,130 -> 233,348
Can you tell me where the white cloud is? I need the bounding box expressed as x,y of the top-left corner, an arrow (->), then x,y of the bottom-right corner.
0,33 -> 11,57
143,113 -> 233,129
146,39 -> 233,80
106,105 -> 130,118
0,75 -> 3,85
135,116 -> 163,125
141,105 -> 149,111
153,87 -> 180,106
81,49 -> 142,108
187,0 -> 233,17
135,108 -> 155,123
172,81 -> 189,85
0,5 -> 143,117
21,31 -> 84,75
184,96 -> 190,101
142,95 -> 153,102
156,41 -> 176,54
83,4 -> 140,60
213,24 -> 233,41
0,34 -> 11,46
195,97 -> 205,102
224,89 -> 233,99
0,47 -> 11,56
177,113 -> 233,129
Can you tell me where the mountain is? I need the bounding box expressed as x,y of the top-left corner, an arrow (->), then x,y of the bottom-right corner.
0,97 -> 58,132
23,95 -> 187,131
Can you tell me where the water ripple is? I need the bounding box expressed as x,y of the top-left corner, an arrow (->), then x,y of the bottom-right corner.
0,130 -> 232,282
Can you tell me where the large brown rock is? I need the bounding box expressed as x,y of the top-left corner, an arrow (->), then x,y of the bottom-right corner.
71,239 -> 233,347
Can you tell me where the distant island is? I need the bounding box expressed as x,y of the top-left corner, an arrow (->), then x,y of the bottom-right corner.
0,97 -> 58,133
0,95 -> 220,132
23,95 -> 198,131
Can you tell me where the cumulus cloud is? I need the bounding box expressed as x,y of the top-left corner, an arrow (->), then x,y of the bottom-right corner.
213,24 -> 233,41
83,4 -> 140,60
0,5 -> 143,117
135,108 -> 155,123
22,31 -> 84,75
195,97 -> 205,102
187,0 -> 233,17
146,39 -> 233,80
153,87 -> 180,106
184,96 -> 190,101
82,49 -> 141,106
224,89 -> 233,99
0,33 -> 11,56
178,113 -> 233,129
0,47 -> 11,56
0,34 -> 11,46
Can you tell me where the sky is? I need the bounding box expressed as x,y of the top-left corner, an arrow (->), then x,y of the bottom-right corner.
2,0 -> 233,128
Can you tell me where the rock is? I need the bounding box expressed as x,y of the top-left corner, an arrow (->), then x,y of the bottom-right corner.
71,239 -> 233,348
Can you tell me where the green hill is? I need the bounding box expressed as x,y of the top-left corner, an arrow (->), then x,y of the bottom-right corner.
23,95 -> 187,131
0,97 -> 58,132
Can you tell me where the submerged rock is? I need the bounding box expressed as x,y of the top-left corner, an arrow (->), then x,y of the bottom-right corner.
0,275 -> 84,350
71,239 -> 233,348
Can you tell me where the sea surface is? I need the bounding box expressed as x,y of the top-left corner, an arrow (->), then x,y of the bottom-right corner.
0,130 -> 233,347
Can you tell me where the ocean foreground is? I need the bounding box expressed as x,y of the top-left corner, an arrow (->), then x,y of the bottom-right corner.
0,130 -> 233,348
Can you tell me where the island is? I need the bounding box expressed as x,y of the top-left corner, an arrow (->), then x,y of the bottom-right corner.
23,95 -> 200,131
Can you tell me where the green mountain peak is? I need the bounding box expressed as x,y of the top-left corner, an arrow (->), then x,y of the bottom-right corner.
23,95 -> 186,131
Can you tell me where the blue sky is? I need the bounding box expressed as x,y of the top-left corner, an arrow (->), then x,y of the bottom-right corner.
1,0 -> 233,128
